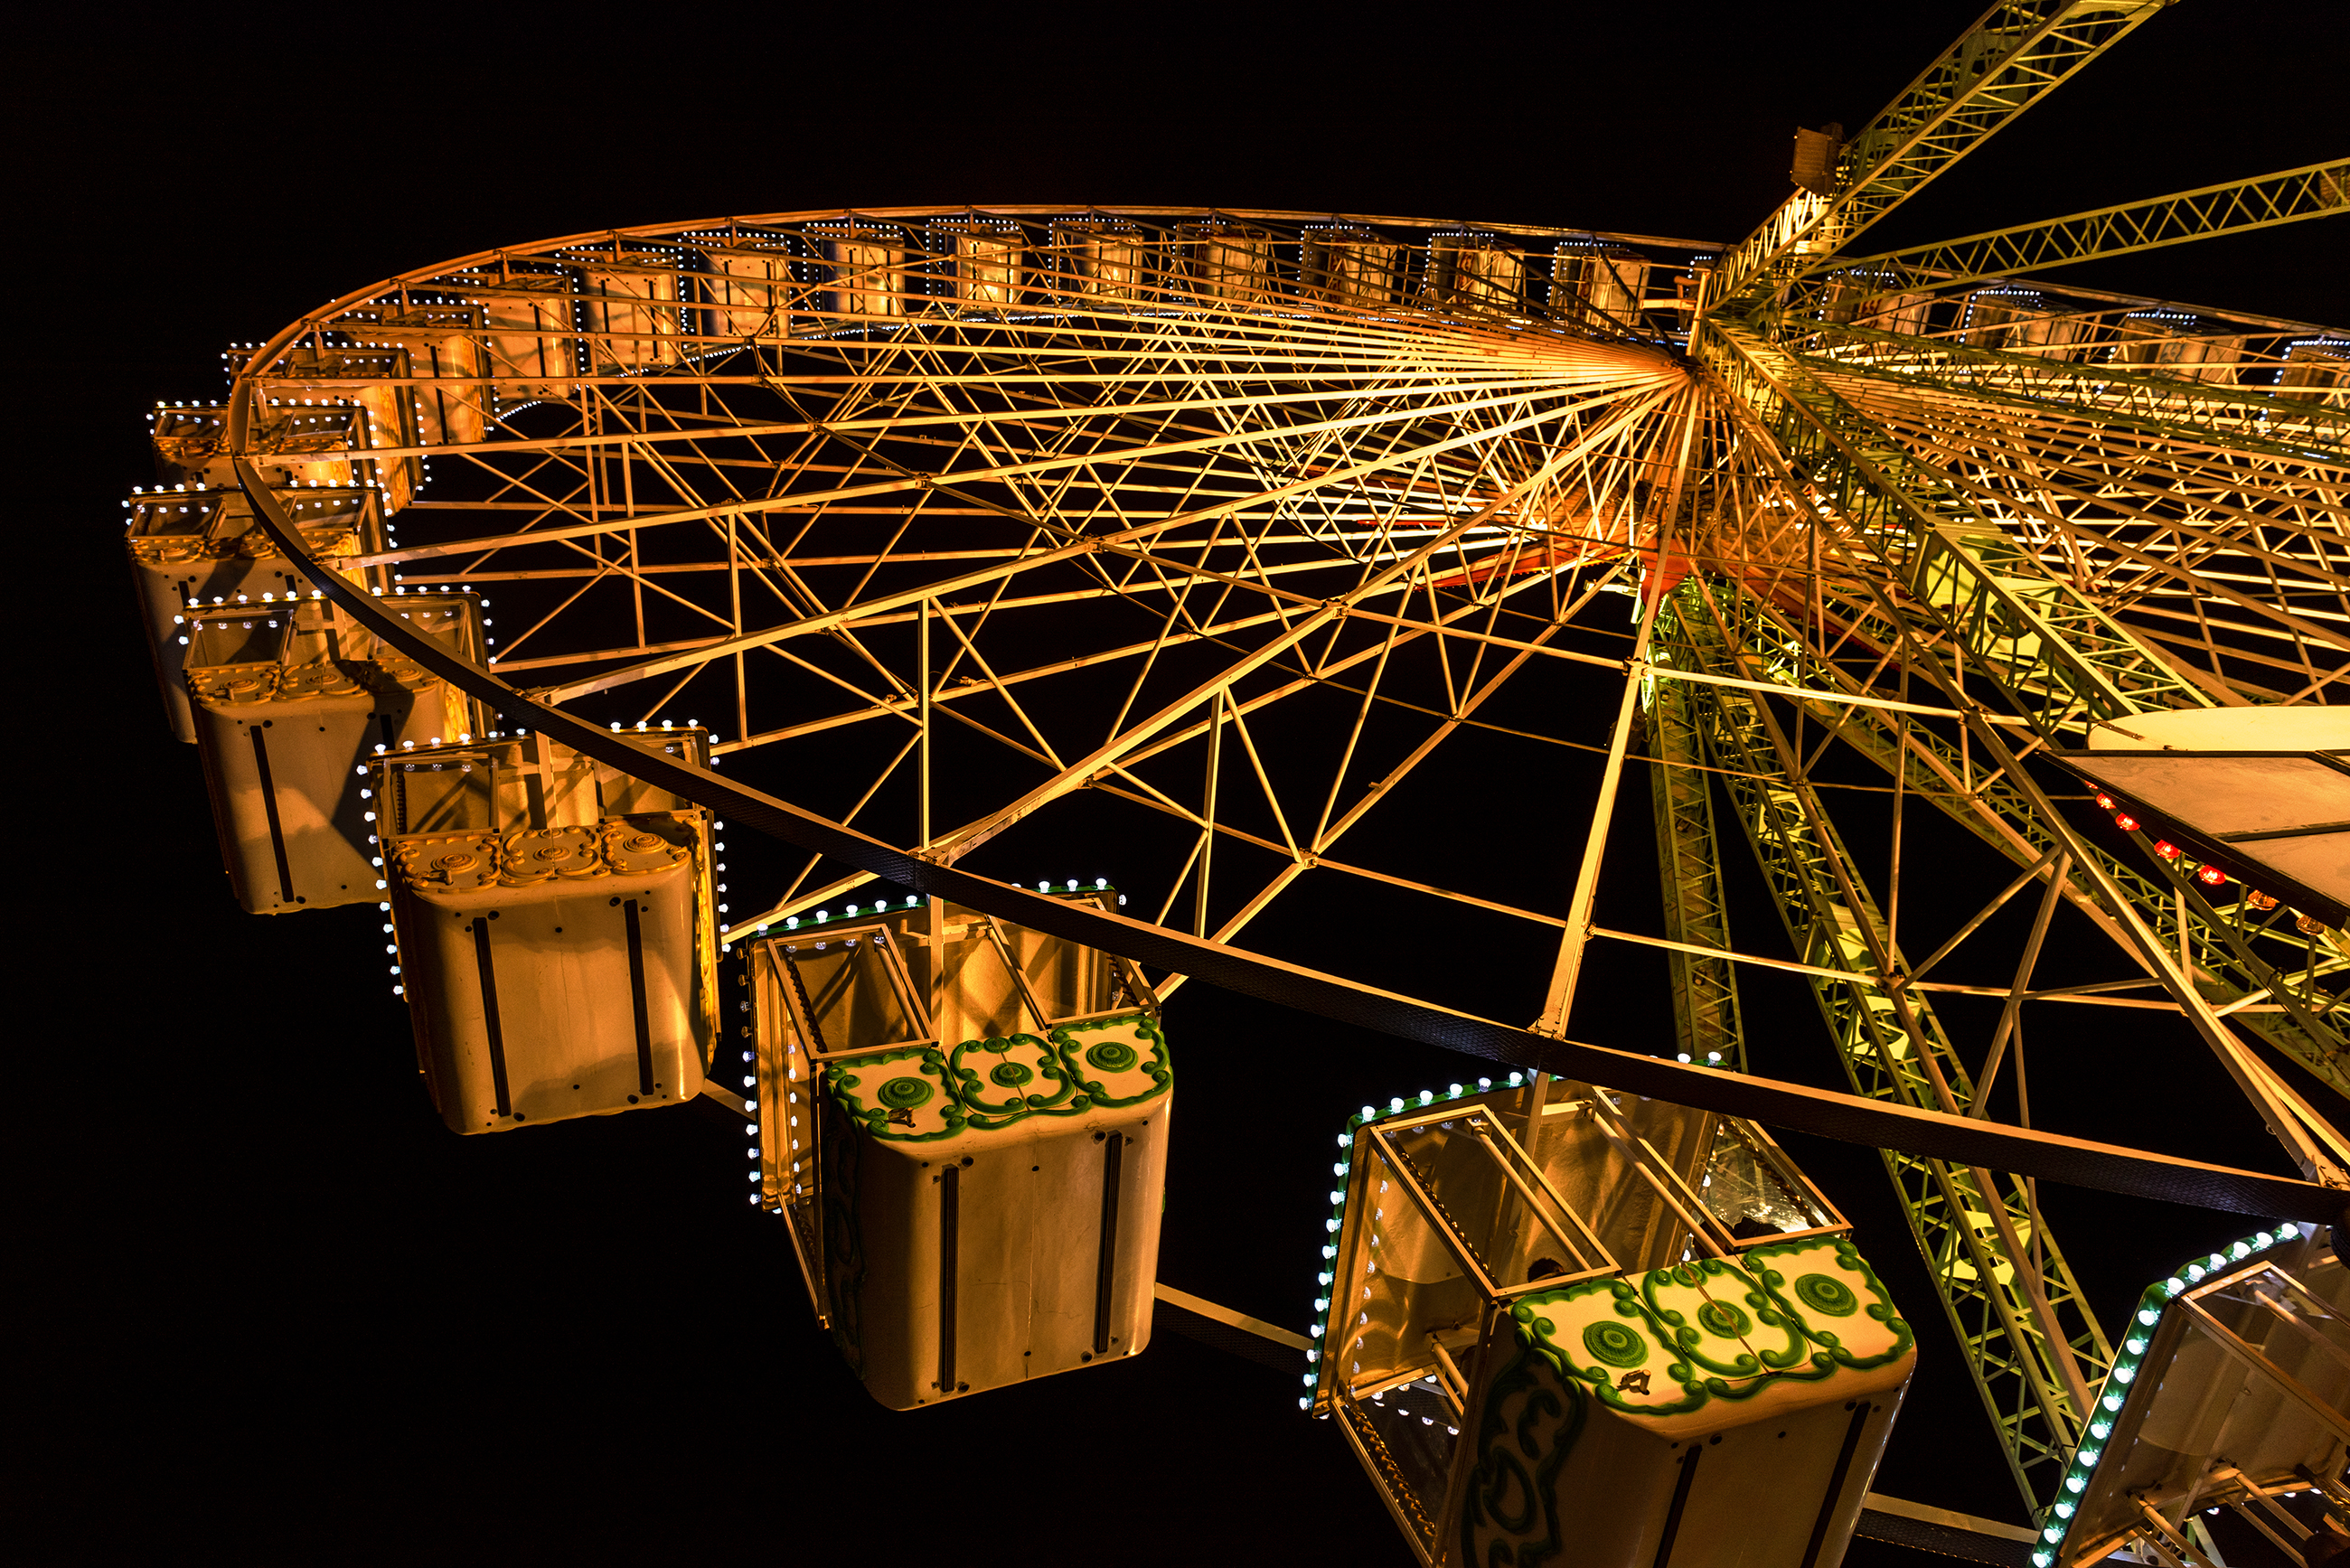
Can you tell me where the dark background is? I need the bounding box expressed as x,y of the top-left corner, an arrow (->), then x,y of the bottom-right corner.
14,4 -> 2345,1563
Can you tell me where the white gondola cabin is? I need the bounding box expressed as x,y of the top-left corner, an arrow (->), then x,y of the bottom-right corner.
1819,269 -> 1932,337
1304,226 -> 1405,309
184,594 -> 484,914
1310,1075 -> 1914,1567
745,890 -> 1168,1410
698,245 -> 798,342
255,349 -> 422,507
125,484 -> 388,742
1556,242 -> 1647,324
927,220 -> 1025,311
377,728 -> 719,1133
1049,221 -> 1152,305
579,259 -> 683,372
2042,1224 -> 2347,1566
474,276 -> 580,405
2279,339 -> 2348,405
1180,221 -> 1276,306
2114,309 -> 2245,386
151,402 -> 366,492
1433,233 -> 1526,312
334,304 -> 492,446
1961,288 -> 2084,353
813,227 -> 909,324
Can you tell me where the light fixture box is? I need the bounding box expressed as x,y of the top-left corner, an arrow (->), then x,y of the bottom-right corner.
746,895 -> 1168,1409
378,729 -> 718,1134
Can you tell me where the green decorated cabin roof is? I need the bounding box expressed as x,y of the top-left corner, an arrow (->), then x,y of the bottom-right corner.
823,1011 -> 1168,1147
1509,1236 -> 1913,1431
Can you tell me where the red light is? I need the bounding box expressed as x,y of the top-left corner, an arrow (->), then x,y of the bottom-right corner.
2155,840 -> 2179,859
2115,814 -> 2138,831
2197,864 -> 2226,887
2095,793 -> 2115,810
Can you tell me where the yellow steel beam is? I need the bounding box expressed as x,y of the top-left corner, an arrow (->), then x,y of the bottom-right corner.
1710,0 -> 2173,305
1794,162 -> 2350,293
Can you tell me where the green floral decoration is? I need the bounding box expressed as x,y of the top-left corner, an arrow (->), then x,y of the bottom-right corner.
1051,1014 -> 1172,1110
824,1047 -> 964,1143
1582,1320 -> 1648,1369
1794,1273 -> 1858,1318
1086,1039 -> 1138,1072
1640,1263 -> 1759,1381
1510,1260 -> 1862,1422
1739,1237 -> 1915,1375
824,1011 -> 1170,1142
1697,1300 -> 1752,1339
949,1034 -> 1076,1123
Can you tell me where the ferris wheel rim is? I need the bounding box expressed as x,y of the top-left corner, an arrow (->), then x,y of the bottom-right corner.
229,203 -> 1733,371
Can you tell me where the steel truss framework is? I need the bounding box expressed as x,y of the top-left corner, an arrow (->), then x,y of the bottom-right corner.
157,7 -> 2347,1542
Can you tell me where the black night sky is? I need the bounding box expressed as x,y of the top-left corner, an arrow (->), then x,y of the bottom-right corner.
15,5 -> 2346,1563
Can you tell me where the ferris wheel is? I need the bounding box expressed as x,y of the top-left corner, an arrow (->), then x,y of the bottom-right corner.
125,3 -> 2350,1563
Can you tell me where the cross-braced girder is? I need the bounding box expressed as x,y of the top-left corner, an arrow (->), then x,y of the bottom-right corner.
1665,584 -> 2115,1514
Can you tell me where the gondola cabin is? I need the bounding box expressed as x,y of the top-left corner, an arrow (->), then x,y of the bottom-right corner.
744,889 -> 1168,1410
125,484 -> 388,742
2041,1224 -> 2348,1566
321,303 -> 492,447
183,592 -> 483,913
376,728 -> 719,1133
1310,1075 -> 1914,1567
